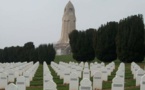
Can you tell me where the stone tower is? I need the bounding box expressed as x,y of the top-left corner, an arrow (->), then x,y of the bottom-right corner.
58,1 -> 76,44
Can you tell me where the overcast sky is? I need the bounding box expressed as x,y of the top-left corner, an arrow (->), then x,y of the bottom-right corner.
0,0 -> 145,48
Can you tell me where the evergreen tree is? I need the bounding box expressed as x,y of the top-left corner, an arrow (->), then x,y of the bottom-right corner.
47,44 -> 56,63
23,42 -> 35,62
116,14 -> 144,62
94,22 -> 118,62
37,44 -> 56,64
69,29 -> 95,62
0,49 -> 4,62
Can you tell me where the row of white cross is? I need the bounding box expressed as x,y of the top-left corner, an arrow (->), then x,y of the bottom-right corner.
43,61 -> 57,90
49,61 -> 115,90
131,62 -> 145,90
3,61 -> 143,90
50,61 -> 145,90
0,62 -> 39,90
111,63 -> 125,90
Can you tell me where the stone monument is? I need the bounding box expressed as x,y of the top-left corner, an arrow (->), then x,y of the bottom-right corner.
55,1 -> 76,55
59,1 -> 76,43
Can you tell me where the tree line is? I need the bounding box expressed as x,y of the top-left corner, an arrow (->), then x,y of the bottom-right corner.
0,42 -> 56,64
69,14 -> 145,63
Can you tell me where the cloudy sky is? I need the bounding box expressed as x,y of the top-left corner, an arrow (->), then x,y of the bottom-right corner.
0,0 -> 145,48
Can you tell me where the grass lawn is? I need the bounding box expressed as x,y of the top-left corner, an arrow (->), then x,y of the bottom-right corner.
27,55 -> 144,90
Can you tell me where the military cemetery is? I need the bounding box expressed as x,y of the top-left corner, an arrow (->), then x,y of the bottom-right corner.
0,60 -> 145,90
0,0 -> 145,90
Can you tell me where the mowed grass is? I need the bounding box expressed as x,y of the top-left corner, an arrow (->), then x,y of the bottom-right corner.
27,55 -> 145,90
27,64 -> 43,90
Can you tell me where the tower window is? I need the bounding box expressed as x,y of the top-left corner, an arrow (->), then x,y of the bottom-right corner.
69,8 -> 73,12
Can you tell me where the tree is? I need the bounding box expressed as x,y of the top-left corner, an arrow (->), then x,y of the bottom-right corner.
94,22 -> 118,62
69,30 -> 79,55
0,42 -> 56,64
37,44 -> 56,64
0,49 -> 4,62
69,29 -> 95,62
116,14 -> 144,62
47,44 -> 56,63
22,42 -> 35,62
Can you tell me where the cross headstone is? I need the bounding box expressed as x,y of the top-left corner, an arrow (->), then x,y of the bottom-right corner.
90,65 -> 96,77
111,76 -> 124,90
136,69 -> 145,86
63,68 -> 70,84
59,65 -> 65,79
44,73 -> 53,80
44,80 -> 57,90
133,66 -> 139,79
79,78 -> 92,90
43,73 -> 53,89
5,83 -> 18,90
8,70 -> 15,83
101,67 -> 108,81
76,66 -> 82,78
116,70 -> 124,78
23,72 -> 30,87
106,65 -> 112,76
93,72 -> 102,90
0,73 -> 7,89
0,68 -> 3,74
84,62 -> 89,68
69,72 -> 79,90
116,70 -> 125,83
140,74 -> 145,90
83,68 -> 90,79
16,76 -> 26,90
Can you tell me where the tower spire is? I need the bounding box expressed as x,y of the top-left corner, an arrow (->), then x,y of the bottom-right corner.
58,1 -> 76,44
